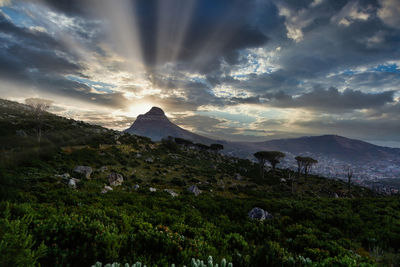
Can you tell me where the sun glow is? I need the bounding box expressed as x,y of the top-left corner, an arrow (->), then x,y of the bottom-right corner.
126,102 -> 155,118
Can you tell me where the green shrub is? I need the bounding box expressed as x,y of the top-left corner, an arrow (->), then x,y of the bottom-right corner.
0,203 -> 46,266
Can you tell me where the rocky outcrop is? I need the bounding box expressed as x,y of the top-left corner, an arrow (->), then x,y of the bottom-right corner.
101,185 -> 113,194
55,173 -> 70,179
99,166 -> 108,172
188,185 -> 201,196
108,173 -> 123,186
73,166 -> 92,179
248,207 -> 273,220
68,178 -> 79,189
164,189 -> 178,197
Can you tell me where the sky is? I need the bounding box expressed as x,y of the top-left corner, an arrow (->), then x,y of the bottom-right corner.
0,0 -> 399,147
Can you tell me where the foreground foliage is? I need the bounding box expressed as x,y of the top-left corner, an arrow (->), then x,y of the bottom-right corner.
92,255 -> 232,267
1,99 -> 400,266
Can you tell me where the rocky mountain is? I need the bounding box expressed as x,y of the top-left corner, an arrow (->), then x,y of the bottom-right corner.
124,107 -> 214,144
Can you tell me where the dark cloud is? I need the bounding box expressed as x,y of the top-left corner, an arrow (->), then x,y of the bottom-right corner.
131,0 -> 270,72
267,87 -> 395,112
1,0 -> 399,145
38,0 -> 89,16
0,12 -> 129,109
294,115 -> 400,143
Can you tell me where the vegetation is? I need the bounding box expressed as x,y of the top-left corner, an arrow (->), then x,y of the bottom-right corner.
24,98 -> 53,144
209,144 -> 224,153
344,165 -> 354,195
295,156 -> 318,177
93,256 -> 232,267
0,99 -> 399,266
253,151 -> 286,178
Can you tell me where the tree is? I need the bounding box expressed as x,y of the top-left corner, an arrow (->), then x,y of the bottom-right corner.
25,97 -> 53,144
174,137 -> 193,148
194,143 -> 209,151
161,138 -> 178,152
344,165 -> 353,195
265,151 -> 286,171
254,151 -> 269,179
210,143 -> 224,153
295,156 -> 318,177
286,172 -> 296,194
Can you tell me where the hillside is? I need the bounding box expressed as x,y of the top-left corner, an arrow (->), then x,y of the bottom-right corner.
1,98 -> 400,266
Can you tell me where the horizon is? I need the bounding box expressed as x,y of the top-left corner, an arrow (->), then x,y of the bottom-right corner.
1,0 -> 399,147
7,97 -> 400,148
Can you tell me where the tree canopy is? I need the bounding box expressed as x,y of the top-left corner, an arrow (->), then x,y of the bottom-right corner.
295,156 -> 318,176
210,143 -> 224,152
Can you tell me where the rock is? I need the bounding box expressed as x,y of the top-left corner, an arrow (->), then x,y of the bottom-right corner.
149,187 -> 157,192
68,178 -> 80,189
55,173 -> 70,179
68,179 -> 77,189
99,166 -> 108,172
16,130 -> 27,137
145,157 -> 154,163
133,184 -> 140,190
234,173 -> 242,181
101,185 -> 113,194
164,189 -> 178,197
187,185 -> 201,196
108,173 -> 124,186
280,178 -> 287,183
248,207 -> 273,221
73,166 -> 92,179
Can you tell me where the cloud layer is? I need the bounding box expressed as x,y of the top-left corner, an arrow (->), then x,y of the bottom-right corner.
0,0 -> 399,146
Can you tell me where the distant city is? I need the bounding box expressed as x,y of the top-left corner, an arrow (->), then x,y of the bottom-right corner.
274,151 -> 400,195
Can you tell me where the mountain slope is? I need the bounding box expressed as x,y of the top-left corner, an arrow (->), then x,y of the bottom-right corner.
1,98 -> 399,266
125,107 -> 214,144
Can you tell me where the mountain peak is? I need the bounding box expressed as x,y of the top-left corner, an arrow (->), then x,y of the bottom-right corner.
145,107 -> 165,116
124,106 -> 213,143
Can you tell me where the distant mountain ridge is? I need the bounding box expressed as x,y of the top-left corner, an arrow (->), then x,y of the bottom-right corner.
239,135 -> 400,162
125,107 -> 400,164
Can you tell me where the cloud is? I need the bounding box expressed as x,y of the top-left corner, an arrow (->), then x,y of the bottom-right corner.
378,0 -> 400,29
172,114 -> 224,131
1,0 -> 400,146
267,87 -> 395,112
294,114 -> 400,143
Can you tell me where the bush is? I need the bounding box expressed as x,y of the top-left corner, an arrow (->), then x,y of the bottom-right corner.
0,204 -> 46,267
